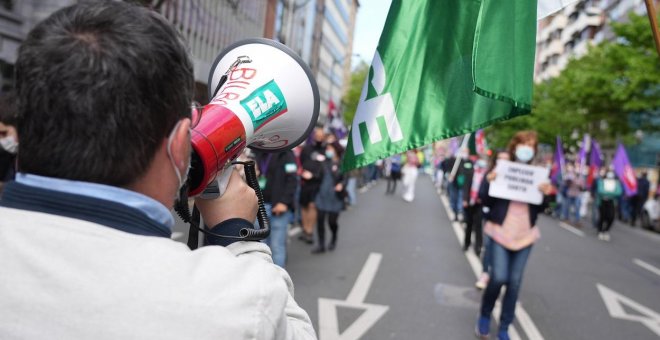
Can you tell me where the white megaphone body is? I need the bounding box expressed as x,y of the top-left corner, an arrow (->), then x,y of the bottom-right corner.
186,38 -> 319,197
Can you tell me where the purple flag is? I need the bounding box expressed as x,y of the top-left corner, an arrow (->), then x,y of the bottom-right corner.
551,136 -> 565,185
587,140 -> 602,189
613,143 -> 638,196
576,134 -> 589,175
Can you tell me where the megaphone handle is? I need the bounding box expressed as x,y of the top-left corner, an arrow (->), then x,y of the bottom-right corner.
191,161 -> 271,242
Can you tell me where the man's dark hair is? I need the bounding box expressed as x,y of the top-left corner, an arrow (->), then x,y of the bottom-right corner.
15,0 -> 193,186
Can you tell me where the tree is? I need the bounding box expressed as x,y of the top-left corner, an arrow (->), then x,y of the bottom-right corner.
341,62 -> 369,126
486,11 -> 660,150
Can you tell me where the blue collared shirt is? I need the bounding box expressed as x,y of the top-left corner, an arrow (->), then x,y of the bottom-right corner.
15,173 -> 174,230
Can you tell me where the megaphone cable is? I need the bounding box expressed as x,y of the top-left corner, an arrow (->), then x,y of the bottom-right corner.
174,161 -> 270,250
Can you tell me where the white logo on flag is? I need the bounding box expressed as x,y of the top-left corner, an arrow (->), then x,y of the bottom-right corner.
351,51 -> 403,155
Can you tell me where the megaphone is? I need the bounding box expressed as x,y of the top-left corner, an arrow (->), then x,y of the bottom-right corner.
187,38 -> 319,197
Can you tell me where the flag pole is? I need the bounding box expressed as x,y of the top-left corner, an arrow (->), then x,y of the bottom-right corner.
644,0 -> 660,58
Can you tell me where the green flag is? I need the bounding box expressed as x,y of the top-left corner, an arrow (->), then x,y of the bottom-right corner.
342,0 -> 537,171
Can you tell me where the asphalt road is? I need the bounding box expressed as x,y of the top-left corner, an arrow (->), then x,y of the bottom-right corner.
172,175 -> 660,340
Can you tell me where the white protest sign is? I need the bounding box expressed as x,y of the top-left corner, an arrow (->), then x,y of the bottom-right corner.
488,160 -> 550,205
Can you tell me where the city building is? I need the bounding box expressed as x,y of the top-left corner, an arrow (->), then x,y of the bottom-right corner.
535,0 -> 660,82
273,0 -> 359,124
155,0 -> 269,103
0,0 -> 270,102
535,0 -> 604,82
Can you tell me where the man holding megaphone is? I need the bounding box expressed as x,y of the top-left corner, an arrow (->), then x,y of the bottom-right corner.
0,2 -> 317,339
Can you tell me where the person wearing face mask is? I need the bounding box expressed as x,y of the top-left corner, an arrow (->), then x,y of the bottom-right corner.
0,92 -> 18,196
299,126 -> 326,244
0,3 -> 315,339
311,140 -> 346,253
475,131 -> 552,340
594,168 -> 623,241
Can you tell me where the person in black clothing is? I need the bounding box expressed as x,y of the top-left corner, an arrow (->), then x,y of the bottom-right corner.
255,150 -> 298,267
631,171 -> 650,227
311,141 -> 347,253
0,92 -> 18,196
299,126 -> 326,243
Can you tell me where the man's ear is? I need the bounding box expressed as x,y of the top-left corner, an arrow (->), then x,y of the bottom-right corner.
170,118 -> 191,170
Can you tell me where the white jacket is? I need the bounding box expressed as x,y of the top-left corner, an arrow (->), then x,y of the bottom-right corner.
0,207 -> 316,340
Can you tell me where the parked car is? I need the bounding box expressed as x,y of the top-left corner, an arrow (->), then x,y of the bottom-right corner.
641,194 -> 660,232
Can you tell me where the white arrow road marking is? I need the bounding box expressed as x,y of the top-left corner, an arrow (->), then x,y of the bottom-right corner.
439,195 -> 544,340
633,258 -> 660,277
318,253 -> 389,340
597,283 -> 660,336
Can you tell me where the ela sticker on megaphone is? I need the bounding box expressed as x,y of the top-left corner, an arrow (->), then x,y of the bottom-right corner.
187,38 -> 319,196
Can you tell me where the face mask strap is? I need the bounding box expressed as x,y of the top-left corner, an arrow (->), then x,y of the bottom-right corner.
166,120 -> 186,189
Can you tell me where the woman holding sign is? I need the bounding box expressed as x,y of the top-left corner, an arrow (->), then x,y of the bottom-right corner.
475,131 -> 553,340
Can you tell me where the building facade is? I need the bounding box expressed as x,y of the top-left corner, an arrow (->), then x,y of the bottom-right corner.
155,0 -> 268,103
535,0 -> 604,82
0,0 -> 77,92
535,0 -> 660,82
0,0 -> 269,102
269,0 -> 358,124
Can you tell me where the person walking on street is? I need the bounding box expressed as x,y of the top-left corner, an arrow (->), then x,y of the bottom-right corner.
256,150 -> 298,267
312,141 -> 346,253
299,126 -> 326,244
595,170 -> 623,241
448,150 -> 469,221
463,157 -> 486,256
475,151 -> 509,290
631,171 -> 650,227
561,164 -> 582,227
385,154 -> 402,195
401,149 -> 420,202
475,131 -> 552,340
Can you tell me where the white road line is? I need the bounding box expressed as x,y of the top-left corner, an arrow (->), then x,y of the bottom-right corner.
633,258 -> 660,277
440,194 -> 543,340
171,232 -> 184,240
346,253 -> 383,303
558,221 -> 585,237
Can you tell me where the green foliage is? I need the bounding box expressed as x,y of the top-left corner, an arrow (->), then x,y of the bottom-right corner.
341,62 -> 370,125
487,11 -> 660,150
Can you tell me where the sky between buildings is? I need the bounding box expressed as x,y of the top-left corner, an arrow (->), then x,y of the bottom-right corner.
351,0 -> 392,68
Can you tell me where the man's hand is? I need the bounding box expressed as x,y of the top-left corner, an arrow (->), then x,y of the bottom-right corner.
194,170 -> 258,226
334,183 -> 343,192
486,171 -> 497,182
272,203 -> 288,216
